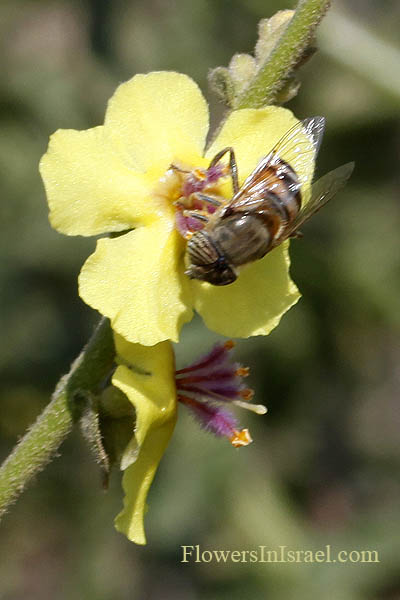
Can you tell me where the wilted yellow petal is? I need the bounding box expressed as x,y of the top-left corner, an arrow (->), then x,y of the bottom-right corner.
105,72 -> 209,177
79,219 -> 193,346
40,126 -> 157,236
112,335 -> 176,544
194,242 -> 300,338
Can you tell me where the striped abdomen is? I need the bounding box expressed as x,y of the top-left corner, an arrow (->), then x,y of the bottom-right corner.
255,159 -> 302,242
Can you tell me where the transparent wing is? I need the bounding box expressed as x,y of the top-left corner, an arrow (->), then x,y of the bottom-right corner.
273,162 -> 355,245
228,116 -> 326,212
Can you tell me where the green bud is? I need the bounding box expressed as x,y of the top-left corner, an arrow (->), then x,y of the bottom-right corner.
208,66 -> 235,107
101,416 -> 136,476
99,385 -> 137,480
228,53 -> 257,95
100,385 -> 135,419
79,386 -> 137,488
255,10 -> 295,65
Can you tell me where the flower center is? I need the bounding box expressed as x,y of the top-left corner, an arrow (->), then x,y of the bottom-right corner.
156,160 -> 230,240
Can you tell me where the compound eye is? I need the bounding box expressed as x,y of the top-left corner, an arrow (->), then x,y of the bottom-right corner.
210,265 -> 237,286
220,268 -> 237,285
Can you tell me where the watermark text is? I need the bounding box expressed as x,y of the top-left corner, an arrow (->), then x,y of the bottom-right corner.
180,545 -> 379,564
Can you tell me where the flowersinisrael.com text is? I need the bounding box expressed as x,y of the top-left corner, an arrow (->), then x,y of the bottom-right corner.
181,545 -> 379,564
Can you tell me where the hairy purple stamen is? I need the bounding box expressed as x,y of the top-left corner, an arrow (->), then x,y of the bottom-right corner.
175,341 -> 234,375
181,164 -> 226,197
178,395 -> 238,438
176,341 -> 265,447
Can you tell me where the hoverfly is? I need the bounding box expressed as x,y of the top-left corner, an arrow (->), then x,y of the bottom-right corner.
182,116 -> 354,286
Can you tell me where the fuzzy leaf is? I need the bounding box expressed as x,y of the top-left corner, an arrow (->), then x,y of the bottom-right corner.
78,391 -> 110,486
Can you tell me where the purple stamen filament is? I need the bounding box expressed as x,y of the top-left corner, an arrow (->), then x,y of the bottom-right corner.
175,341 -> 259,447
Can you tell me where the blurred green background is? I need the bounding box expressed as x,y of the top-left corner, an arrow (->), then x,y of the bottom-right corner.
1,1 -> 399,598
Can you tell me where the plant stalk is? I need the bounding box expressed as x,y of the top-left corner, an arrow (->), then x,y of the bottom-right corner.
0,318 -> 115,519
236,0 -> 331,108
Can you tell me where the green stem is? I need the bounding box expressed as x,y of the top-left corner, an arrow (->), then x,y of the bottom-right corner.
236,0 -> 331,109
0,318 -> 115,519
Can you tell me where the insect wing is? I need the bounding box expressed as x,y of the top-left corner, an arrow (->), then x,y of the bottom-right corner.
266,115 -> 326,187
224,153 -> 284,212
227,116 -> 326,213
275,162 -> 355,243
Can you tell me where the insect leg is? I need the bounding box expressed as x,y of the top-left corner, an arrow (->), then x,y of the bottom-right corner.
170,164 -> 190,174
208,147 -> 239,195
194,193 -> 223,207
182,210 -> 209,223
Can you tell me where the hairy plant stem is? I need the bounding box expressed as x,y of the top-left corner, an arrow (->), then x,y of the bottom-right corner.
0,318 -> 115,519
236,0 -> 331,108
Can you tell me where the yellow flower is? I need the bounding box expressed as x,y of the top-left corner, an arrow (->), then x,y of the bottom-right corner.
112,333 -> 265,545
40,71 -> 315,345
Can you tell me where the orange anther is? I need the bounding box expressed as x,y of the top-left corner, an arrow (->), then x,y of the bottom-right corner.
230,429 -> 253,448
235,367 -> 250,377
240,388 -> 254,401
224,340 -> 235,350
193,168 -> 206,180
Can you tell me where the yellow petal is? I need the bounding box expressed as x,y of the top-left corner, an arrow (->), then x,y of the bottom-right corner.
194,242 -> 300,338
105,72 -> 209,177
112,335 -> 176,544
39,126 -> 160,236
206,106 -> 315,192
79,219 -> 193,345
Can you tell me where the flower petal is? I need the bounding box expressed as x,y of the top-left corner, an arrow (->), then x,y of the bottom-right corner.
105,72 -> 209,176
112,335 -> 176,544
193,242 -> 300,338
40,126 -> 157,236
206,106 -> 315,192
79,220 -> 193,345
